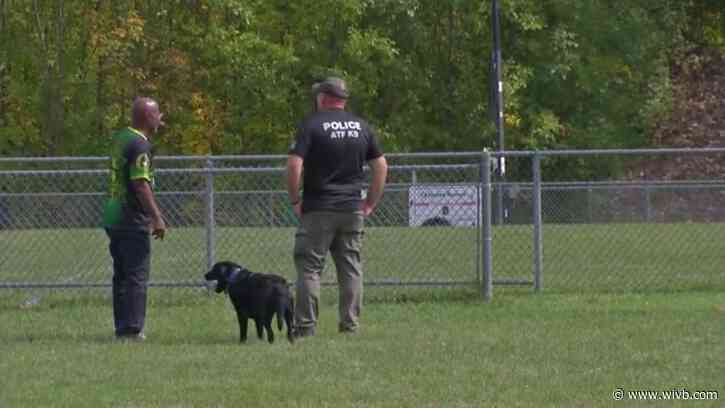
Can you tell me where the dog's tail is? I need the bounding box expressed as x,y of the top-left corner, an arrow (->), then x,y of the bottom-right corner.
276,295 -> 284,331
276,293 -> 295,343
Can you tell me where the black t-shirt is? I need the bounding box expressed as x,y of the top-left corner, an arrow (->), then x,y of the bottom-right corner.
288,109 -> 383,213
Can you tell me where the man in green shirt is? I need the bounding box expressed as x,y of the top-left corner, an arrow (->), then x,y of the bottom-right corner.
102,97 -> 166,341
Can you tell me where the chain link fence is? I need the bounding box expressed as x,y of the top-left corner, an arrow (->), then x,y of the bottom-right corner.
488,149 -> 725,296
1,149 -> 724,298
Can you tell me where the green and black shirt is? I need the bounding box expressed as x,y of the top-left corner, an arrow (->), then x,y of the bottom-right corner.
102,127 -> 155,231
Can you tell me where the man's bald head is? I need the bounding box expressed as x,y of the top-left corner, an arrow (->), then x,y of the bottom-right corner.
132,97 -> 164,134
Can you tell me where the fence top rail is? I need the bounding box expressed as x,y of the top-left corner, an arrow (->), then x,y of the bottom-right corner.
492,147 -> 725,157
0,156 -> 108,163
502,179 -> 725,187
4,148 -> 725,164
0,152 -> 486,163
0,163 -> 481,176
0,155 -> 284,163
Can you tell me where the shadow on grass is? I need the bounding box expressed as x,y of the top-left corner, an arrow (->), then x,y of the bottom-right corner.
364,286 -> 489,305
3,330 -> 244,346
3,282 -> 723,312
0,287 -> 217,311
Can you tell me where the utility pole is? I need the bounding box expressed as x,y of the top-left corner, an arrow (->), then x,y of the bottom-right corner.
491,0 -> 506,224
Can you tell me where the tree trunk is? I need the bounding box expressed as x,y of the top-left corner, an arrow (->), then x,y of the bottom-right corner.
0,0 -> 7,130
50,0 -> 66,155
446,3 -> 455,128
95,0 -> 106,141
34,0 -> 66,155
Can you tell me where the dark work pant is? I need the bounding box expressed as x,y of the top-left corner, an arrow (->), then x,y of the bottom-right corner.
106,228 -> 150,336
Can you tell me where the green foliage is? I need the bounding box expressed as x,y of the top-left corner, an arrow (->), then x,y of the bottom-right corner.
0,0 -> 723,178
685,0 -> 725,49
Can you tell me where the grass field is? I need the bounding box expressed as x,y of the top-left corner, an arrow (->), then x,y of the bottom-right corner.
2,223 -> 725,292
1,288 -> 723,407
2,222 -> 724,406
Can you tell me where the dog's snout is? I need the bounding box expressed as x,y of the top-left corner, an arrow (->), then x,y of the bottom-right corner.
204,270 -> 219,291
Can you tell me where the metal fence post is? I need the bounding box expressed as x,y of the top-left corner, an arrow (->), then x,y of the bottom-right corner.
269,192 -> 275,227
532,153 -> 543,292
476,156 -> 483,286
587,185 -> 593,223
482,150 -> 493,301
644,185 -> 652,222
205,156 -> 216,272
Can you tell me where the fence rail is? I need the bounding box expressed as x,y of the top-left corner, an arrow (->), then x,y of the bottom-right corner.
2,149 -> 725,299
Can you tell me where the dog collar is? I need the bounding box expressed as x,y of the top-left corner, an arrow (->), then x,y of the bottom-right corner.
227,268 -> 242,284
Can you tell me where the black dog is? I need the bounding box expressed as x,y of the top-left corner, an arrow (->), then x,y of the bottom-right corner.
205,261 -> 294,344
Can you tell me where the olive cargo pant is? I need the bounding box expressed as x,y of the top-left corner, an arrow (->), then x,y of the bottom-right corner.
293,211 -> 364,333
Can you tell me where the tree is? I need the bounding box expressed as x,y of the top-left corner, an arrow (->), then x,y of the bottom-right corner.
0,0 -> 721,178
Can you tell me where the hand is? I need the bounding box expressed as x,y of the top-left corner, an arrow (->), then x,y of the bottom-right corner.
362,200 -> 375,217
151,216 -> 166,240
292,202 -> 302,219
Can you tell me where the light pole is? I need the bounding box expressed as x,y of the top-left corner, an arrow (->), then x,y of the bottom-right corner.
491,0 -> 506,224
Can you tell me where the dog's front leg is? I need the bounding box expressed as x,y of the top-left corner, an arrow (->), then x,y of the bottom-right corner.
237,312 -> 249,343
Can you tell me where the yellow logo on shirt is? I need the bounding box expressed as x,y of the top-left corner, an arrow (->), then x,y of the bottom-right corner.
136,153 -> 150,169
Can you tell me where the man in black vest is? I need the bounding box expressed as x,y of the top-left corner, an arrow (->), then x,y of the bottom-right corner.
287,77 -> 388,337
